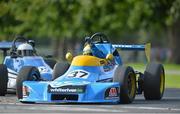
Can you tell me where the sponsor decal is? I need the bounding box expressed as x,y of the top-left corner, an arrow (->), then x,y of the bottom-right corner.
38,66 -> 48,72
103,66 -> 111,72
48,85 -> 86,94
22,86 -> 30,98
109,88 -> 117,96
103,62 -> 115,72
105,87 -> 119,100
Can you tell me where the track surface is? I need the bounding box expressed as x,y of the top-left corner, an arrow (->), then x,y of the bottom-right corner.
0,88 -> 180,114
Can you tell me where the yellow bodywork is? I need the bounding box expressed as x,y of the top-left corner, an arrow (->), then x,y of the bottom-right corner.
145,43 -> 151,62
66,52 -> 73,62
106,54 -> 114,61
71,55 -> 107,66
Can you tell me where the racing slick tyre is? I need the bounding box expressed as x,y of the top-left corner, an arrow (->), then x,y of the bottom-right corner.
16,66 -> 41,100
144,63 -> 165,100
52,62 -> 70,80
113,66 -> 136,104
0,64 -> 8,96
44,59 -> 57,69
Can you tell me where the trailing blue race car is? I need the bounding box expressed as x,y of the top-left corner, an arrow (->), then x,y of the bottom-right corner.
0,36 -> 57,96
16,33 -> 165,104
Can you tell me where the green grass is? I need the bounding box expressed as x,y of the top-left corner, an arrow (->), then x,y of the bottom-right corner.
164,64 -> 180,71
165,74 -> 180,88
0,55 -> 3,63
126,63 -> 180,88
126,63 -> 180,71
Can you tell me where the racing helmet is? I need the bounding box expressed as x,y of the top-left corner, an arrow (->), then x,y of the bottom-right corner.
17,43 -> 34,56
83,44 -> 92,55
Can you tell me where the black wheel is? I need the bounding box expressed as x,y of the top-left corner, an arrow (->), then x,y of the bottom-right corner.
53,62 -> 70,80
144,63 -> 165,100
0,64 -> 8,96
44,59 -> 57,69
16,66 -> 41,99
113,66 -> 136,104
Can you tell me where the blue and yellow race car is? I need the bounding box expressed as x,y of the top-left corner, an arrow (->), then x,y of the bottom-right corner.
16,33 -> 165,104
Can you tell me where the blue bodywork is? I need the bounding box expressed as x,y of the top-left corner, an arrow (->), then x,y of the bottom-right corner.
3,56 -> 52,90
4,56 -> 52,80
20,41 -> 146,103
22,66 -> 120,103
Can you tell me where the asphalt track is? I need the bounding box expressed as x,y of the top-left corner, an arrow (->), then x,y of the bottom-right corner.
0,88 -> 180,114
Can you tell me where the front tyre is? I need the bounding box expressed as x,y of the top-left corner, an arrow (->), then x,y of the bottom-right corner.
44,59 -> 56,69
16,66 -> 41,99
0,64 -> 8,96
144,63 -> 165,100
52,62 -> 70,80
113,66 -> 136,104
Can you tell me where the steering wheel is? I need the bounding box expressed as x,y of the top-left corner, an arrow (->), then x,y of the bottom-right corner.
90,32 -> 109,44
10,36 -> 28,56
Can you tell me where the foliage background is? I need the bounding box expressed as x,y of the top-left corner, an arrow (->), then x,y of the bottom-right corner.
0,0 -> 180,63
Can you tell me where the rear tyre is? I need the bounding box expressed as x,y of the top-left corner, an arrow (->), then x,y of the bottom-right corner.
44,59 -> 56,69
52,62 -> 70,80
113,66 -> 136,104
144,63 -> 165,100
0,64 -> 8,96
16,66 -> 41,100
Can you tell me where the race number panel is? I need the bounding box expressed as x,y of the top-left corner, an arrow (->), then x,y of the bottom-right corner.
67,70 -> 89,79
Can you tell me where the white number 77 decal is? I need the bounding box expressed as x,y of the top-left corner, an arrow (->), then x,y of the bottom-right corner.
67,70 -> 89,79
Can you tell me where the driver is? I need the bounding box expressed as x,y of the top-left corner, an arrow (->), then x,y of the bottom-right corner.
83,37 -> 105,58
17,43 -> 34,56
83,44 -> 92,55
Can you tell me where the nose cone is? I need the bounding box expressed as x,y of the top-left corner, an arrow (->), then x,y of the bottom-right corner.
71,55 -> 104,66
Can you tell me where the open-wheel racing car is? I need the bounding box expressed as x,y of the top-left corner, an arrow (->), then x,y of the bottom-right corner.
16,33 -> 165,104
0,36 -> 56,96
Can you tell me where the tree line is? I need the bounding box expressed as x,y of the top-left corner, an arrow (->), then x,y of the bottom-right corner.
0,0 -> 180,63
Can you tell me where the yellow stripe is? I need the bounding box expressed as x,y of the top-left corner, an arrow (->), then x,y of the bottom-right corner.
71,55 -> 106,66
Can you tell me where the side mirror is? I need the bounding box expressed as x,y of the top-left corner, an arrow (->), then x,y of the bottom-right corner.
66,52 -> 73,62
106,54 -> 114,61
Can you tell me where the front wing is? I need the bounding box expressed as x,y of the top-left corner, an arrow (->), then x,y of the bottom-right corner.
20,81 -> 120,103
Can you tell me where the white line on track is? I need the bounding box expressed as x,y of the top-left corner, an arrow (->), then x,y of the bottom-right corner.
0,103 -> 126,113
27,106 -> 125,112
121,106 -> 180,111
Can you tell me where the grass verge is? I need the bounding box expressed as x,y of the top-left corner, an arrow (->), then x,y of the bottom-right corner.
165,74 -> 180,88
126,63 -> 180,88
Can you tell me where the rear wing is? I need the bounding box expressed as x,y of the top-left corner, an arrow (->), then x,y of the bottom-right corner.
0,42 -> 21,59
112,43 -> 151,62
0,42 -> 13,58
0,42 -> 14,49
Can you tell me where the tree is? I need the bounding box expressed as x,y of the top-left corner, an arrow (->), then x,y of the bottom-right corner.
0,0 -> 180,63
0,0 -> 82,58
126,0 -> 180,63
0,0 -> 21,40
